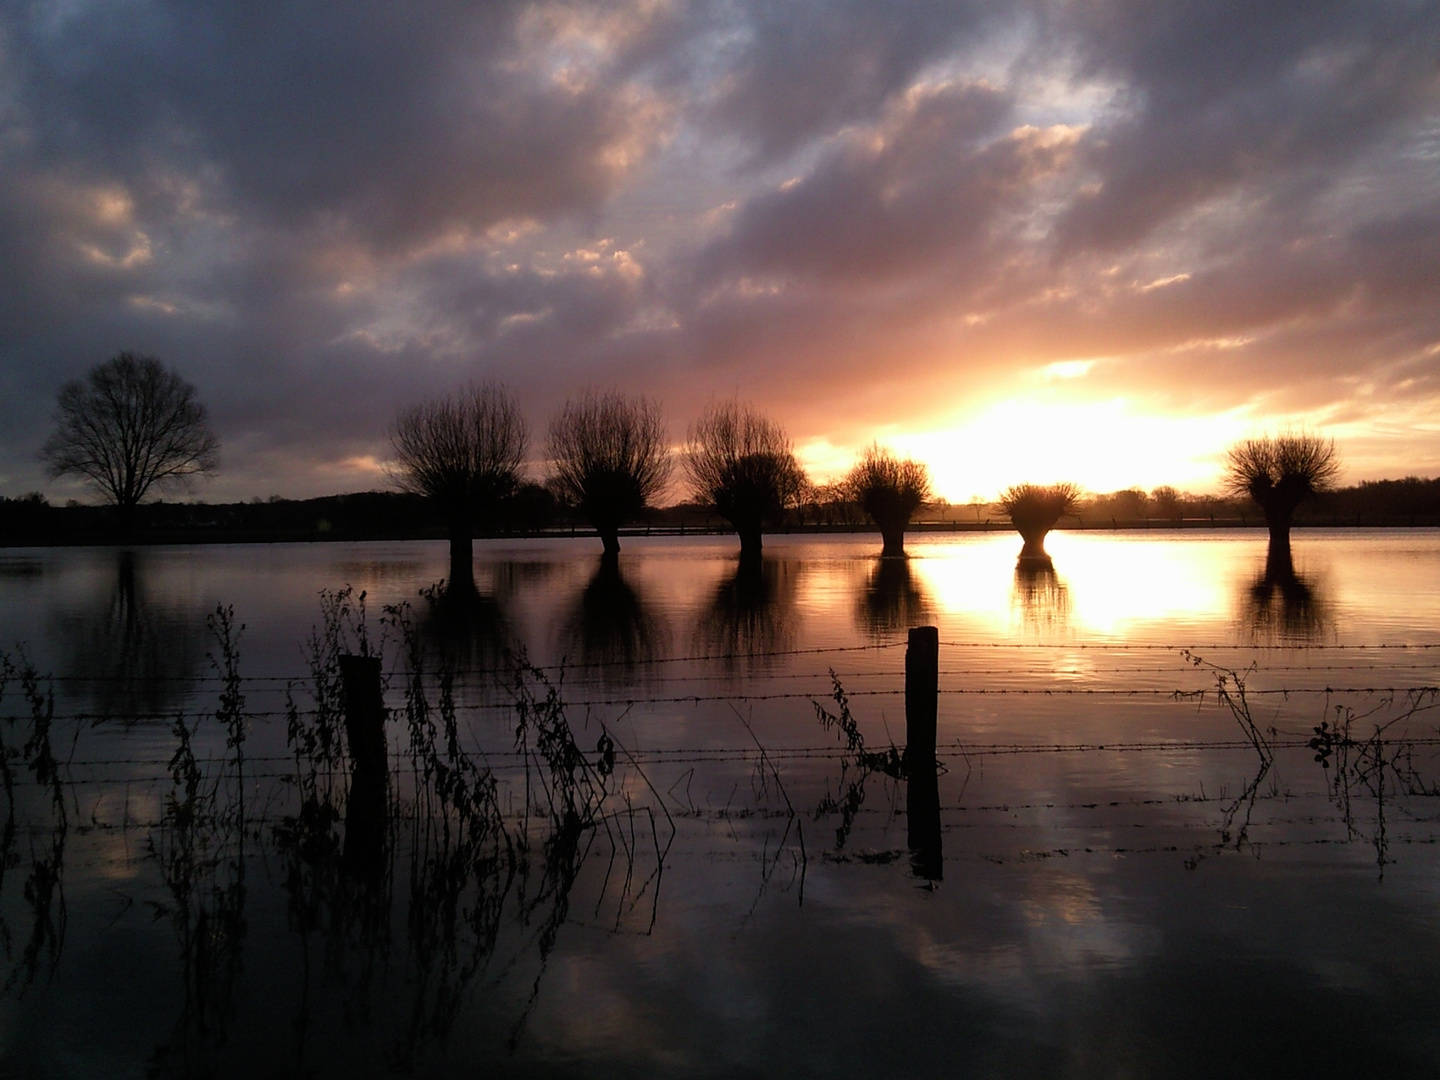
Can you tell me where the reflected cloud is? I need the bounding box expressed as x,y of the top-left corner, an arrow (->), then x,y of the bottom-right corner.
1241,554 -> 1330,644
694,557 -> 800,668
855,557 -> 931,638
557,553 -> 670,689
54,549 -> 204,720
1010,564 -> 1071,636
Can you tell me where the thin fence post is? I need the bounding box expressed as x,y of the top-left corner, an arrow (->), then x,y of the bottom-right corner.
340,654 -> 387,875
905,626 -> 942,880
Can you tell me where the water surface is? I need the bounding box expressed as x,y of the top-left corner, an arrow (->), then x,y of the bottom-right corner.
0,530 -> 1437,1077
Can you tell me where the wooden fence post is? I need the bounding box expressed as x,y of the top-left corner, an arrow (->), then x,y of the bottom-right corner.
340,654 -> 387,875
905,626 -> 938,762
906,626 -> 942,880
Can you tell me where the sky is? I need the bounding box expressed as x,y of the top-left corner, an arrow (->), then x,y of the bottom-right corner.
1,0 -> 1438,505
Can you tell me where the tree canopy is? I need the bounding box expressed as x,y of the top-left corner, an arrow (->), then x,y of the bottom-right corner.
547,390 -> 670,554
40,352 -> 219,536
391,382 -> 528,587
684,399 -> 806,558
1224,431 -> 1340,564
1000,482 -> 1081,563
845,444 -> 931,556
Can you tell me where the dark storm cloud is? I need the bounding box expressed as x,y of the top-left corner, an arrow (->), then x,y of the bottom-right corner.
699,82 -> 1026,284
1047,0 -> 1440,254
702,0 -> 1003,163
9,2 -> 658,247
0,0 -> 1437,497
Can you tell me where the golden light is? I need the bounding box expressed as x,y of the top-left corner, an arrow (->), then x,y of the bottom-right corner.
906,532 -> 1254,641
891,396 -> 1253,501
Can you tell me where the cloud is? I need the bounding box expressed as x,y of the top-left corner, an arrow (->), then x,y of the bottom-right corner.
1,0 -> 1437,499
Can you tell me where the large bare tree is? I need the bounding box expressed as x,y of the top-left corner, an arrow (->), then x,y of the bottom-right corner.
546,390 -> 670,555
1000,482 -> 1081,565
845,443 -> 931,557
391,382 -> 528,588
684,399 -> 807,559
1225,432 -> 1340,567
40,352 -> 219,540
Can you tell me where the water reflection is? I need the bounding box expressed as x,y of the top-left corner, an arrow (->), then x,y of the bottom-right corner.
54,550 -> 203,720
694,556 -> 799,666
1011,563 -> 1071,635
558,553 -> 669,687
415,574 -> 519,674
855,557 -> 931,637
1242,553 -> 1330,643
0,657 -> 70,998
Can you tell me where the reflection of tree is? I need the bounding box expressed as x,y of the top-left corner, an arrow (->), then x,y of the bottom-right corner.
854,557 -> 930,637
694,556 -> 799,667
57,549 -> 203,720
1011,564 -> 1070,634
416,575 -> 520,683
1242,552 -> 1330,643
558,553 -> 669,689
0,658 -> 68,996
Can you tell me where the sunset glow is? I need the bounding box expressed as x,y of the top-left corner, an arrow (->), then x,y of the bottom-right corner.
892,398 -> 1254,501
0,3 -> 1435,502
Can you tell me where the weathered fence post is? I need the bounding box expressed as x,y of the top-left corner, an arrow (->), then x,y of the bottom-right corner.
905,626 -> 942,881
340,654 -> 387,875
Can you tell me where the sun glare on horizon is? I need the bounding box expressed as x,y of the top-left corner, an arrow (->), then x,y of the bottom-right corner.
887,397 -> 1254,503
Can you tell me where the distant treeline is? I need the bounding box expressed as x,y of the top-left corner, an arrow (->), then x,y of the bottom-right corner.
0,486 -> 723,547
1066,478 -> 1440,529
4,476 -> 1440,547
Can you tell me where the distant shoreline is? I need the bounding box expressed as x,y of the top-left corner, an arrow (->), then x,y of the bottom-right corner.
5,516 -> 1439,550
6,483 -> 1440,548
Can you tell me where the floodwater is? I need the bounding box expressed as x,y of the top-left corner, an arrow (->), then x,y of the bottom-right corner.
0,529 -> 1438,1078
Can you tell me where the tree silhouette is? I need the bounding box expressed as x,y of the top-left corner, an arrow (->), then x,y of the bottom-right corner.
390,382 -> 528,590
1225,432 -> 1340,568
683,399 -> 806,559
845,444 -> 931,556
546,390 -> 670,555
1000,482 -> 1080,565
40,352 -> 219,540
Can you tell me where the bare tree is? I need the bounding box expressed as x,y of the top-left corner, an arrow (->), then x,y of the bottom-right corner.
684,399 -> 807,559
546,390 -> 670,555
1150,485 -> 1183,522
1000,482 -> 1081,565
1225,432 -> 1340,567
391,382 -> 528,589
40,352 -> 219,540
845,443 -> 931,557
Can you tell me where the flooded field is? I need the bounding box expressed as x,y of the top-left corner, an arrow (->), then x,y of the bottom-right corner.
0,529 -> 1438,1077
